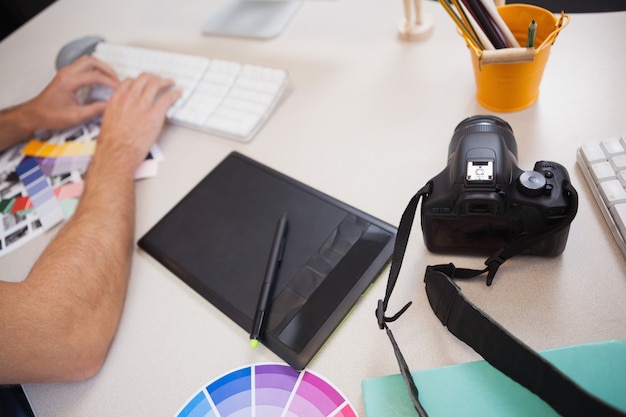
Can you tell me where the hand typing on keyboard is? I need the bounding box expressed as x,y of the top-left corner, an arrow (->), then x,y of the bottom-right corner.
577,135 -> 626,257
90,42 -> 288,142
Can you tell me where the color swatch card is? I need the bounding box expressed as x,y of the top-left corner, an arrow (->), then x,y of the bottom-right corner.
175,363 -> 358,417
0,119 -> 163,258
15,157 -> 65,230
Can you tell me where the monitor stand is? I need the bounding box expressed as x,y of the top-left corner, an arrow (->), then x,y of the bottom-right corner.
202,0 -> 302,40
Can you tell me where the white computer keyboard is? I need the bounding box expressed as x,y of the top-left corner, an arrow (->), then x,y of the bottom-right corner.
91,42 -> 289,142
577,135 -> 626,258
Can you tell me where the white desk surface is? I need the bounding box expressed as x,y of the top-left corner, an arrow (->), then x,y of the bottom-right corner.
1,0 -> 625,415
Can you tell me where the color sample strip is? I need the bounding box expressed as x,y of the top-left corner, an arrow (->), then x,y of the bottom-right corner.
0,198 -> 14,213
255,364 -> 300,416
177,391 -> 217,417
59,198 -> 79,218
1,182 -> 84,214
175,364 -> 358,417
134,158 -> 159,179
206,366 -> 252,416
287,371 -> 351,417
21,140 -> 45,156
16,157 -> 64,229
22,139 -> 97,158
10,196 -> 32,213
332,404 -> 358,417
36,155 -> 92,176
11,196 -> 31,212
55,181 -> 84,199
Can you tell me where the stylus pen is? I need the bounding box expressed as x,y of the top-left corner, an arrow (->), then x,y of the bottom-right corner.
250,213 -> 288,349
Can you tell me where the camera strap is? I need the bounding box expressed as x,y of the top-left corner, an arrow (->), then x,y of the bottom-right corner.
376,181 -> 626,417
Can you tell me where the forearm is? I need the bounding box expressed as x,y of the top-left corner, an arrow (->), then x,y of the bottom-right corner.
0,72 -> 178,384
0,151 -> 137,383
0,103 -> 38,152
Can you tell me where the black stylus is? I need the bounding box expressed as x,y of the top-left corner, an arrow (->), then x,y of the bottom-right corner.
250,212 -> 288,348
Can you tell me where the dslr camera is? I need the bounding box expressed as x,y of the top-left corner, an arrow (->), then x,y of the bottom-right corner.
421,115 -> 574,256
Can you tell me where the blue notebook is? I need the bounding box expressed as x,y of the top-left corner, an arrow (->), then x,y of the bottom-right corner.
362,340 -> 626,416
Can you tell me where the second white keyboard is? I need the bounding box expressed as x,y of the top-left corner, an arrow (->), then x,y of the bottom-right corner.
92,42 -> 289,142
577,135 -> 626,258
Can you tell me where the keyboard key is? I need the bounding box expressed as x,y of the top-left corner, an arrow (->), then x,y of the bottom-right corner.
601,136 -> 625,157
610,154 -> 626,172
590,161 -> 617,183
599,179 -> 626,207
581,142 -> 607,165
610,203 -> 626,244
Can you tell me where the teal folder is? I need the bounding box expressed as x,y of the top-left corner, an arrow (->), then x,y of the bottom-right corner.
362,340 -> 626,416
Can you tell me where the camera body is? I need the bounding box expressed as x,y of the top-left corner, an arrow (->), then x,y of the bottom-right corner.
421,115 -> 573,256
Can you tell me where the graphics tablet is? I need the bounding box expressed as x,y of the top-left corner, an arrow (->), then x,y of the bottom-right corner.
138,152 -> 396,369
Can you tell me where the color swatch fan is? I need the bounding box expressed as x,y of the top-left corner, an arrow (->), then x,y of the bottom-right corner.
175,363 -> 358,417
0,120 -> 161,257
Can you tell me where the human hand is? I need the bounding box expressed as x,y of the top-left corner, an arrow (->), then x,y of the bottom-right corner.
26,55 -> 119,131
96,73 -> 181,172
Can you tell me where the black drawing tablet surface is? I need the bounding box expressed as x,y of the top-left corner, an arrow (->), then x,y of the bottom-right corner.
138,152 -> 396,370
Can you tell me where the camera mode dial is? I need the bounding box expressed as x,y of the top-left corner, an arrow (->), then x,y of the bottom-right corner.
517,171 -> 547,197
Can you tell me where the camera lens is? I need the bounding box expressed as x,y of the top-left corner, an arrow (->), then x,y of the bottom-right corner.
517,171 -> 547,197
449,115 -> 517,158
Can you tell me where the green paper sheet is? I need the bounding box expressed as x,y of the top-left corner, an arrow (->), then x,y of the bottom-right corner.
362,340 -> 626,416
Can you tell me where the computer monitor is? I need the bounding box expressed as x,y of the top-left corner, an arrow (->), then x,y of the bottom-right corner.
202,0 -> 302,39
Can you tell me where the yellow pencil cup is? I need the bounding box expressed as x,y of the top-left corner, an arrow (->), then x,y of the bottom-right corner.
465,4 -> 569,112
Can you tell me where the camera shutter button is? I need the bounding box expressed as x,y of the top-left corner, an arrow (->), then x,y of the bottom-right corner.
517,171 -> 547,197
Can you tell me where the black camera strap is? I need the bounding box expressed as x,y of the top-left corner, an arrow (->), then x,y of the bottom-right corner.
376,181 -> 626,417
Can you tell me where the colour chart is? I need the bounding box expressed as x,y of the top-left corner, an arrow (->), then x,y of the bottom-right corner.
15,157 -> 65,230
175,363 -> 358,417
0,120 -> 163,257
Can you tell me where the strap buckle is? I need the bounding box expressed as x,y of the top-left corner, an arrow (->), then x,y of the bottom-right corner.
484,248 -> 506,286
376,299 -> 385,329
376,299 -> 413,329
